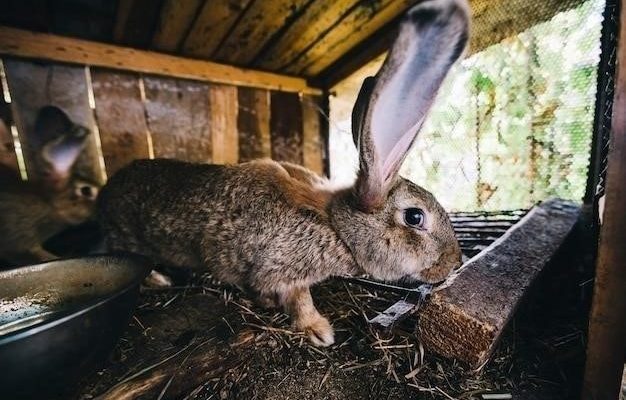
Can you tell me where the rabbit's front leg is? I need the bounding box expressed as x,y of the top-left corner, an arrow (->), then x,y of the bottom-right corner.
281,286 -> 334,347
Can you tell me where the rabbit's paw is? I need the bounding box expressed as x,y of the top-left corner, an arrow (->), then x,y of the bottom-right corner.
297,314 -> 335,347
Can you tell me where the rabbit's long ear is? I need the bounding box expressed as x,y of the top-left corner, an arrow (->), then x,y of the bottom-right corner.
353,0 -> 469,211
36,106 -> 89,188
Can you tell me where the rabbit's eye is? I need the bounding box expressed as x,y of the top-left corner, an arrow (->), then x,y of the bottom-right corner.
404,208 -> 426,229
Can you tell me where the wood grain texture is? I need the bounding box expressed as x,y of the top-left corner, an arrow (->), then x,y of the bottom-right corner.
255,0 -> 360,70
213,0 -> 311,65
0,88 -> 17,172
270,91 -> 303,164
182,0 -> 252,58
418,199 -> 580,368
112,0 -> 163,48
286,0 -> 412,77
237,87 -> 271,162
0,26 -> 321,95
315,0 -> 587,86
90,69 -> 150,176
151,0 -> 204,52
582,0 -> 626,396
209,84 -> 238,165
3,59 -> 102,183
143,76 -> 212,163
301,95 -> 324,175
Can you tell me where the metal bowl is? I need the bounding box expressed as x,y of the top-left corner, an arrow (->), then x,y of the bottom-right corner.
0,254 -> 150,399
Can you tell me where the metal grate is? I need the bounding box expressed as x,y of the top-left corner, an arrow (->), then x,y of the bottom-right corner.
330,0 -> 608,212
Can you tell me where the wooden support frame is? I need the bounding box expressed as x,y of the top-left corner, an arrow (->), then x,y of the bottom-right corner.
418,199 -> 580,368
0,26 -> 321,95
582,0 -> 626,397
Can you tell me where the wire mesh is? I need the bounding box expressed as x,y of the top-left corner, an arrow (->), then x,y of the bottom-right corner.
329,0 -> 607,212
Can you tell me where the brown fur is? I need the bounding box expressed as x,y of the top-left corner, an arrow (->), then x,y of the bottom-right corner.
97,0 -> 469,346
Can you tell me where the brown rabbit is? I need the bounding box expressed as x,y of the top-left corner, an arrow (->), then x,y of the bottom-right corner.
0,106 -> 100,265
97,0 -> 469,346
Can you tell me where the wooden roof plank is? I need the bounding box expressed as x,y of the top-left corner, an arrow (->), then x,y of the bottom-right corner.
181,0 -> 252,59
112,0 -> 163,48
151,0 -> 204,52
212,0 -> 311,65
286,0 -> 413,77
313,0 -> 588,87
254,0 -> 361,71
0,26 -> 322,95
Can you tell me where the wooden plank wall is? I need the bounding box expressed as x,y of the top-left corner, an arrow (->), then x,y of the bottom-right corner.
0,72 -> 17,172
0,57 -> 327,184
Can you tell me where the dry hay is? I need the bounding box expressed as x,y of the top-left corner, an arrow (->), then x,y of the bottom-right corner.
78,250 -> 588,400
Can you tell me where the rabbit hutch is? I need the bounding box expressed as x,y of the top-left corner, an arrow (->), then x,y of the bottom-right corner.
0,0 -> 624,399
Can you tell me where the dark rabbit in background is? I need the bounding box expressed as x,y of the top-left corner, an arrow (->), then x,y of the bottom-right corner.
0,106 -> 100,265
98,0 -> 469,346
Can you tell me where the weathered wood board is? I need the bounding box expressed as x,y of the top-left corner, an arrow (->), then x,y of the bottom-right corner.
301,95 -> 325,175
270,91 -> 303,164
143,76 -> 212,163
0,26 -> 321,95
418,199 -> 580,368
209,84 -> 239,165
212,0 -> 310,65
90,69 -> 150,176
288,0 -> 409,76
2,59 -> 102,183
151,0 -> 204,52
182,0 -> 252,58
237,87 -> 271,162
254,0 -> 362,71
0,85 -> 17,172
113,0 -> 162,48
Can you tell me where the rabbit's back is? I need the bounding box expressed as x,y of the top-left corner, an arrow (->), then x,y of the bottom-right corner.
97,158 -> 354,290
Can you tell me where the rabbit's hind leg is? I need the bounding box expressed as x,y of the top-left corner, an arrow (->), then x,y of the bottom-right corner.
281,286 -> 334,347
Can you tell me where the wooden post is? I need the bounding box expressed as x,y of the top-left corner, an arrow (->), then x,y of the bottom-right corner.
582,0 -> 626,397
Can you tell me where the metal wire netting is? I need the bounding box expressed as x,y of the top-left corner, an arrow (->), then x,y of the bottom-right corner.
329,0 -> 606,212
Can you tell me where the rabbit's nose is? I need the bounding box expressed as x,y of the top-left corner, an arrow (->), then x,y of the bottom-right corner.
420,247 -> 461,283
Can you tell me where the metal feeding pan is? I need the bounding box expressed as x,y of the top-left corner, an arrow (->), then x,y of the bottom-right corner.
0,254 -> 151,399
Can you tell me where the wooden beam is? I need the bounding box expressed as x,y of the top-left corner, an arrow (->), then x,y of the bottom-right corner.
582,0 -> 626,396
312,19 -> 395,89
0,26 -> 322,95
418,199 -> 580,368
212,0 -> 310,66
151,0 -> 204,52
286,0 -> 412,77
254,0 -> 361,71
181,0 -> 252,59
